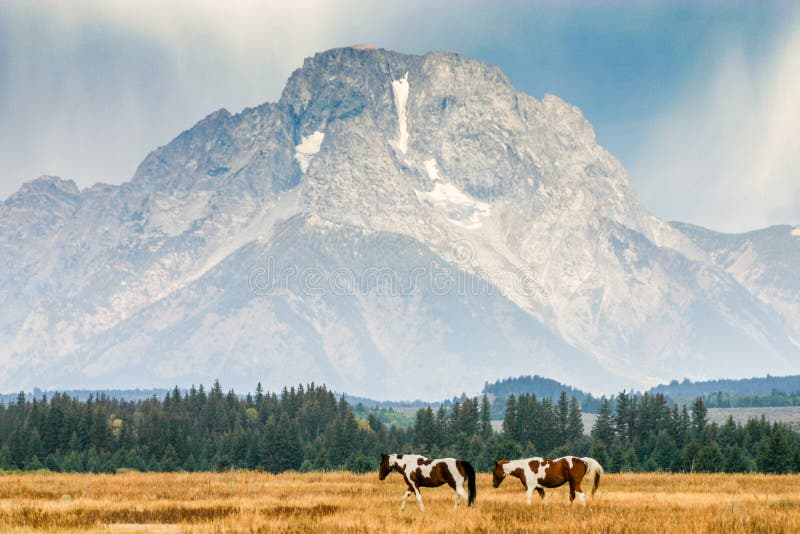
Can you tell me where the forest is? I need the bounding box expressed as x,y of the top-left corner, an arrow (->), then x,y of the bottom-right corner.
0,382 -> 798,474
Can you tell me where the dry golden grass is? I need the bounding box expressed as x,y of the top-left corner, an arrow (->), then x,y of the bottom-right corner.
1,470 -> 799,533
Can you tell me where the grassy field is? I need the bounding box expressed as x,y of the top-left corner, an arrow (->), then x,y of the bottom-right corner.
1,471 -> 799,533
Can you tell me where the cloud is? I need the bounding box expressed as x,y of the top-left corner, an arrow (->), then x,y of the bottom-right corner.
0,0 -> 380,198
634,18 -> 800,232
2,0 -> 517,198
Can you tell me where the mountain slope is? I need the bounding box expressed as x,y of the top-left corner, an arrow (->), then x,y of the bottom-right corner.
672,222 -> 800,347
1,47 -> 798,398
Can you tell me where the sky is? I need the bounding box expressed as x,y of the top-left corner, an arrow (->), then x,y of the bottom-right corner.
1,0 -> 798,232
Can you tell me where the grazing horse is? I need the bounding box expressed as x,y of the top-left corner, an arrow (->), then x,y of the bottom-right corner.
379,453 -> 476,511
492,456 -> 603,506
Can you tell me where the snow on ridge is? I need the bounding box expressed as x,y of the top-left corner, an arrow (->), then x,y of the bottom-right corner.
294,131 -> 325,173
424,158 -> 441,181
416,158 -> 490,229
391,73 -> 410,154
791,226 -> 800,237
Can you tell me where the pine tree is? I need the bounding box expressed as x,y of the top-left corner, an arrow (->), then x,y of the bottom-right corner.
262,413 -> 303,472
651,429 -> 677,471
682,440 -> 700,472
591,399 -> 615,446
412,407 -> 436,453
566,396 -> 584,443
614,391 -> 631,442
671,404 -> 691,448
537,397 -> 557,453
758,425 -> 793,474
718,416 -> 739,448
435,406 -> 449,446
502,395 -> 517,441
556,391 -> 570,445
722,444 -> 749,473
691,397 -> 708,440
480,395 -> 493,439
695,442 -> 723,472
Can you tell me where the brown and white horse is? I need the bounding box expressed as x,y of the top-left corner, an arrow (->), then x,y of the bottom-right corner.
492,456 -> 603,506
379,453 -> 476,511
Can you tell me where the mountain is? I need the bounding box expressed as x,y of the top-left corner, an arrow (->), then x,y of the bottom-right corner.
1,47 -> 798,399
671,222 -> 800,346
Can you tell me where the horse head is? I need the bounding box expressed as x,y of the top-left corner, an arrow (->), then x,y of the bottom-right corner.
378,452 -> 392,480
492,460 -> 508,488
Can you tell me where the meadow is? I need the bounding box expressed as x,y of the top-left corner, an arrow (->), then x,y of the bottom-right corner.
1,471 -> 799,533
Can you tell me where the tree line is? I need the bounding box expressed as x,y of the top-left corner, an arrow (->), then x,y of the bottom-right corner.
1,383 -> 798,474
649,375 -> 800,399
586,391 -> 800,473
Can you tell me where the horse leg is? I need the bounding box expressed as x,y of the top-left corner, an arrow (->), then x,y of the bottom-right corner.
573,480 -> 586,507
536,487 -> 546,505
413,486 -> 425,511
400,488 -> 412,510
455,486 -> 468,508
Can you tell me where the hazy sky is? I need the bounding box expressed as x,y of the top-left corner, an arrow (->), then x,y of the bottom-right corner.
1,1 -> 798,232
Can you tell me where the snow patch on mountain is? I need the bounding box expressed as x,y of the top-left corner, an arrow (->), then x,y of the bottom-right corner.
294,131 -> 325,173
792,226 -> 800,236
416,157 -> 490,229
391,73 -> 410,154
424,159 -> 441,181
415,181 -> 491,231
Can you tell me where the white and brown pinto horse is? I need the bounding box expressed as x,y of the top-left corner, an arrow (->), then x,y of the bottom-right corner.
493,456 -> 603,506
379,453 -> 476,511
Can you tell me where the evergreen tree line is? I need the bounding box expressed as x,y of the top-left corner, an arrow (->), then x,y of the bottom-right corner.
586,391 -> 800,473
0,382 -> 405,473
649,375 -> 800,399
697,390 -> 800,408
1,383 -> 798,474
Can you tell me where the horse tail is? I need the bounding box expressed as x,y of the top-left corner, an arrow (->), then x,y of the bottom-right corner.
581,457 -> 604,496
462,460 -> 477,506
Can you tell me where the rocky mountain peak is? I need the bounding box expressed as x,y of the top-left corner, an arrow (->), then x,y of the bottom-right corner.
7,175 -> 80,200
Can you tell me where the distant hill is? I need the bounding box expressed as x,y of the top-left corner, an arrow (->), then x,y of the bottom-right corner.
482,375 -> 603,415
649,375 -> 800,399
7,373 -> 800,411
0,387 -> 171,405
484,375 -> 590,401
342,394 -> 436,409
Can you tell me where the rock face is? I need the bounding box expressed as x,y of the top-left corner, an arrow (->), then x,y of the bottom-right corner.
1,47 -> 798,398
